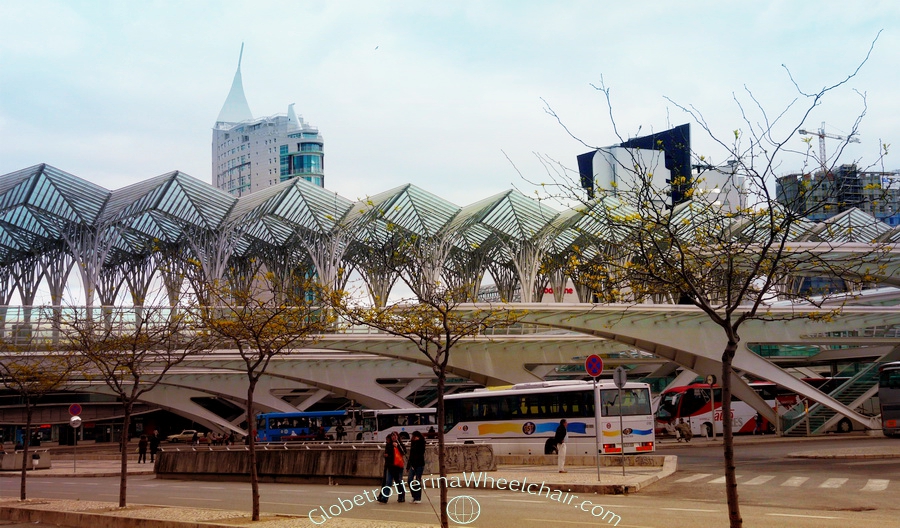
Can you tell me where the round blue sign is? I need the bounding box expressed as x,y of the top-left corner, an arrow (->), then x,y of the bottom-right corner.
585,354 -> 604,377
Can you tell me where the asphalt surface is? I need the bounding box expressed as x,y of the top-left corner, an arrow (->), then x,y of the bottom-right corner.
0,433 -> 896,528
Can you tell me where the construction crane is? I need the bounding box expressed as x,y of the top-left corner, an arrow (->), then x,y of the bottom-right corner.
798,122 -> 861,168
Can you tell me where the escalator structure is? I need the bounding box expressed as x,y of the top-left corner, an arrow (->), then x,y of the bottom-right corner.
782,361 -> 881,436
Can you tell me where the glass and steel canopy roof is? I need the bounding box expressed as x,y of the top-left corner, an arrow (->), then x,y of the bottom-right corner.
0,164 -> 898,286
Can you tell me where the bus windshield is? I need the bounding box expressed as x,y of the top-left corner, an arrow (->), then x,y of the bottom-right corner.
599,388 -> 652,416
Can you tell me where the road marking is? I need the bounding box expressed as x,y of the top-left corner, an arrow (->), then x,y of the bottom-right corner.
781,476 -> 809,487
528,520 -> 637,526
675,473 -> 712,483
376,508 -> 433,515
707,475 -> 739,484
498,498 -> 545,503
766,513 -> 842,519
175,497 -> 223,502
660,507 -> 719,513
743,475 -> 775,486
198,486 -> 225,490
262,502 -> 319,507
819,478 -> 848,489
861,479 -> 889,491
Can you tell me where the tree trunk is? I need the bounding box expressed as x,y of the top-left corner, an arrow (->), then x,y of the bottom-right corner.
19,404 -> 32,500
247,381 -> 260,521
119,405 -> 132,507
721,339 -> 742,527
436,369 -> 448,528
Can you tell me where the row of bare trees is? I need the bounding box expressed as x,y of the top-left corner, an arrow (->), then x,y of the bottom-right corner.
0,266 -> 513,528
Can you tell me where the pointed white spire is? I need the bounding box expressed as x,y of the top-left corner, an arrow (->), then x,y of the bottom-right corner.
287,103 -> 300,129
216,43 -> 253,124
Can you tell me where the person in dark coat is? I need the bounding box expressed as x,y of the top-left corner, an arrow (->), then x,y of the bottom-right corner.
406,431 -> 426,503
137,435 -> 148,464
149,432 -> 160,462
377,432 -> 406,503
554,419 -> 567,473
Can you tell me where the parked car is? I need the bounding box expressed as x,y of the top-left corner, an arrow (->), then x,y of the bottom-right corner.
165,430 -> 210,444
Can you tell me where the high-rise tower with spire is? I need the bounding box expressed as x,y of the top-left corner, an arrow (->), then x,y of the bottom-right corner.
212,44 -> 324,196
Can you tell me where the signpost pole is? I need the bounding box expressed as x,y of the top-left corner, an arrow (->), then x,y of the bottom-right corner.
593,377 -> 601,480
705,375 -> 717,440
68,404 -> 82,474
584,354 -> 604,482
614,367 -> 627,477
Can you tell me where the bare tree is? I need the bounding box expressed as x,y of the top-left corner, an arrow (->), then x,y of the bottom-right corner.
191,271 -> 332,521
57,302 -> 204,507
333,280 -> 521,528
0,314 -> 84,500
535,35 -> 888,528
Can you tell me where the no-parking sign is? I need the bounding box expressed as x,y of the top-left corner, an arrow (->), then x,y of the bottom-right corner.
585,354 -> 604,378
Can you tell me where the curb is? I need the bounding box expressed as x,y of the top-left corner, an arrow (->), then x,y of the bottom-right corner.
787,452 -> 900,459
0,502 -> 227,528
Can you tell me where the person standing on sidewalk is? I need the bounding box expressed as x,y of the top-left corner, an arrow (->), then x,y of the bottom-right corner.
555,419 -> 568,473
377,432 -> 407,503
137,435 -> 148,464
407,431 -> 426,504
149,431 -> 160,462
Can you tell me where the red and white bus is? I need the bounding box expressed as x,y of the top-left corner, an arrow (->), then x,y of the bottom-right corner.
656,378 -> 854,438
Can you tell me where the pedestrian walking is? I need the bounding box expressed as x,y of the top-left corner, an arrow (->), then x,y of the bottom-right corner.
149,431 -> 160,462
555,419 -> 568,473
407,431 -> 426,504
137,435 -> 148,464
192,431 -> 199,446
377,432 -> 407,503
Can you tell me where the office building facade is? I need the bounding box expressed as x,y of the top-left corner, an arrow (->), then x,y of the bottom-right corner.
212,47 -> 324,196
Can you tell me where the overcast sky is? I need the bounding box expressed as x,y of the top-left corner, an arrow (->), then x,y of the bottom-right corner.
1,1 -> 898,208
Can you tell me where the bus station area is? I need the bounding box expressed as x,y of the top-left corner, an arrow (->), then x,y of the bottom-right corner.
1,434 -> 898,528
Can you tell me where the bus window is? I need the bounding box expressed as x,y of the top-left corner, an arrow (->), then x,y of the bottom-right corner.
881,369 -> 900,389
600,389 -> 652,416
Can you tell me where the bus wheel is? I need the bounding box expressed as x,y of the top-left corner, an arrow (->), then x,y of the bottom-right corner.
703,422 -> 713,438
837,418 -> 852,433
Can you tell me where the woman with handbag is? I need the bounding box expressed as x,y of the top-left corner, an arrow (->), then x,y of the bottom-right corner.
377,432 -> 407,503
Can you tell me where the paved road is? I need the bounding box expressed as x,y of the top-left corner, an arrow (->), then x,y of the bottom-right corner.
649,436 -> 900,513
4,435 -> 899,527
8,474 -> 898,528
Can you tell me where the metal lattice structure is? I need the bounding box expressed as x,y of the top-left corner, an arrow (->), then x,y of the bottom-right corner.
2,163 -> 900,307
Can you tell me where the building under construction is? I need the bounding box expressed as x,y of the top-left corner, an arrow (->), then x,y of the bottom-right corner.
776,164 -> 900,226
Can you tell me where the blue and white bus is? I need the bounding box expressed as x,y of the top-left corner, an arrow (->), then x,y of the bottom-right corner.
360,408 -> 437,442
443,380 -> 655,455
256,411 -> 354,442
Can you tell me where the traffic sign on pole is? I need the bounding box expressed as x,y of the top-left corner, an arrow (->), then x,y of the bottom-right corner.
613,366 -> 627,388
68,404 -> 82,416
585,354 -> 604,378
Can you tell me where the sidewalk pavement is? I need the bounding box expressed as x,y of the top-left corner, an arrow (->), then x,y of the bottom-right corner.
0,433 -> 895,528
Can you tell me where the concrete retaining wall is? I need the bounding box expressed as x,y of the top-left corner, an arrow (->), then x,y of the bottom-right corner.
157,443 -> 495,484
495,454 -> 665,467
0,450 -> 52,471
